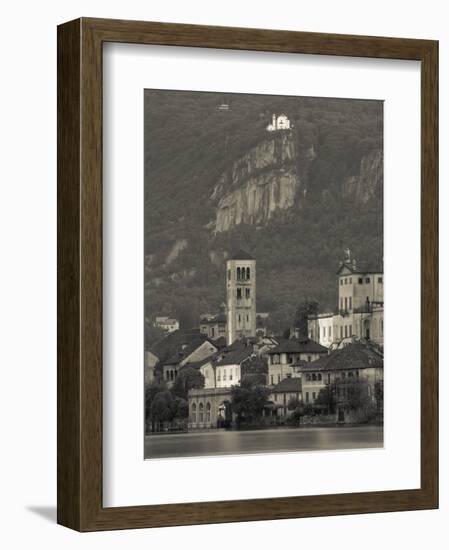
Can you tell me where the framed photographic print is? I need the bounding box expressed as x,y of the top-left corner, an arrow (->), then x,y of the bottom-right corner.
57,17 -> 438,531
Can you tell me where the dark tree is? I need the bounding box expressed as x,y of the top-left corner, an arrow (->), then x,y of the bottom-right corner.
144,323 -> 165,349
374,380 -> 384,414
343,379 -> 370,411
171,366 -> 205,400
315,384 -> 337,414
170,396 -> 189,420
231,377 -> 270,426
294,300 -> 319,339
148,390 -> 174,432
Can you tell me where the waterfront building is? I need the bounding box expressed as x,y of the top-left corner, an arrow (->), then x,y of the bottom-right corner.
266,338 -> 328,386
188,387 -> 233,429
268,377 -> 302,418
297,341 -> 384,410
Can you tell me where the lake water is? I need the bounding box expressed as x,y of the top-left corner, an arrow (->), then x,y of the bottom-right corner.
144,425 -> 383,459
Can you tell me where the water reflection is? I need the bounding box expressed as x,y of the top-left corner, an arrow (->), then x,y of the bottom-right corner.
145,426 -> 383,459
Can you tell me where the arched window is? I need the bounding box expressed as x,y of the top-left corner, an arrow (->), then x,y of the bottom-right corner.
246,267 -> 250,280
166,370 -> 170,381
237,267 -> 241,280
170,370 -> 174,380
206,402 -> 211,423
312,373 -> 317,381
199,402 -> 204,423
317,373 -> 322,381
191,403 -> 197,423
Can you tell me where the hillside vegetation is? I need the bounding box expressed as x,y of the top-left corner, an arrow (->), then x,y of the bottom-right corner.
144,90 -> 383,337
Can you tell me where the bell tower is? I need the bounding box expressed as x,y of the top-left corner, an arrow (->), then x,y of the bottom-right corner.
226,250 -> 256,345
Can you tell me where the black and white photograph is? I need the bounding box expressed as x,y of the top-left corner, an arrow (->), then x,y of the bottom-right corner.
2,0 -> 443,543
144,89 -> 384,459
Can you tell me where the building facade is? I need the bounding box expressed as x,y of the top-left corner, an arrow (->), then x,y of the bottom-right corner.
188,388 -> 233,429
266,113 -> 291,131
226,250 -> 257,345
199,313 -> 227,341
154,316 -> 179,333
144,350 -> 159,385
298,342 -> 384,408
268,377 -> 302,417
308,250 -> 384,348
266,339 -> 329,386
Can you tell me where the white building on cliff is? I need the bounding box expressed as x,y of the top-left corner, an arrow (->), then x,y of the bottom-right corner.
266,113 -> 291,131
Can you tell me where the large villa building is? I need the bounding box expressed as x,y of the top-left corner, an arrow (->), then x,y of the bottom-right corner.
308,249 -> 384,348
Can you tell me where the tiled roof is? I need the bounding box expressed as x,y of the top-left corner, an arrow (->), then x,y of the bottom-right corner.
226,337 -> 255,351
215,347 -> 253,366
266,338 -> 328,355
336,261 -> 383,275
271,377 -> 302,392
152,329 -> 216,365
297,342 -> 383,372
182,355 -> 217,370
213,336 -> 227,349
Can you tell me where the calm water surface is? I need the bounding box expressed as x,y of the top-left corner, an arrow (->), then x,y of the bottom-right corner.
144,425 -> 383,459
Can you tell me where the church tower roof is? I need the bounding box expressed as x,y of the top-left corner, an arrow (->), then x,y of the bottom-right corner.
228,249 -> 255,261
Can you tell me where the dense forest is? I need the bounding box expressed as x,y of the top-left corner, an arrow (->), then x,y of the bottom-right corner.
144,90 -> 383,339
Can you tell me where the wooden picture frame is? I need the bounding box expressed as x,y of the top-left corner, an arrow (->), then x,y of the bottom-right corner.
57,17 -> 438,531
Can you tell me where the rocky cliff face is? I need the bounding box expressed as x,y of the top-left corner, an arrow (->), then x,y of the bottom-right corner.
342,149 -> 383,204
212,132 -> 301,232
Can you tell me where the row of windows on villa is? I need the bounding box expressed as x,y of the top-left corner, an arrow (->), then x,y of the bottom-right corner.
311,319 -> 383,341
310,326 -> 332,340
228,267 -> 251,281
190,402 -> 211,423
216,367 -> 238,382
271,354 -> 314,365
340,276 -> 383,286
340,296 -> 353,311
273,392 -> 300,403
304,370 -> 360,382
236,288 -> 251,299
305,391 -> 317,403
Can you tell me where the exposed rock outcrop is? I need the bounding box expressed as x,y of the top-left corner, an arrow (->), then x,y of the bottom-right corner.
213,133 -> 300,232
342,149 -> 383,204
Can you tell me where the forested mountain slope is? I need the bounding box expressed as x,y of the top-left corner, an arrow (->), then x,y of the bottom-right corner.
144,90 -> 383,335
